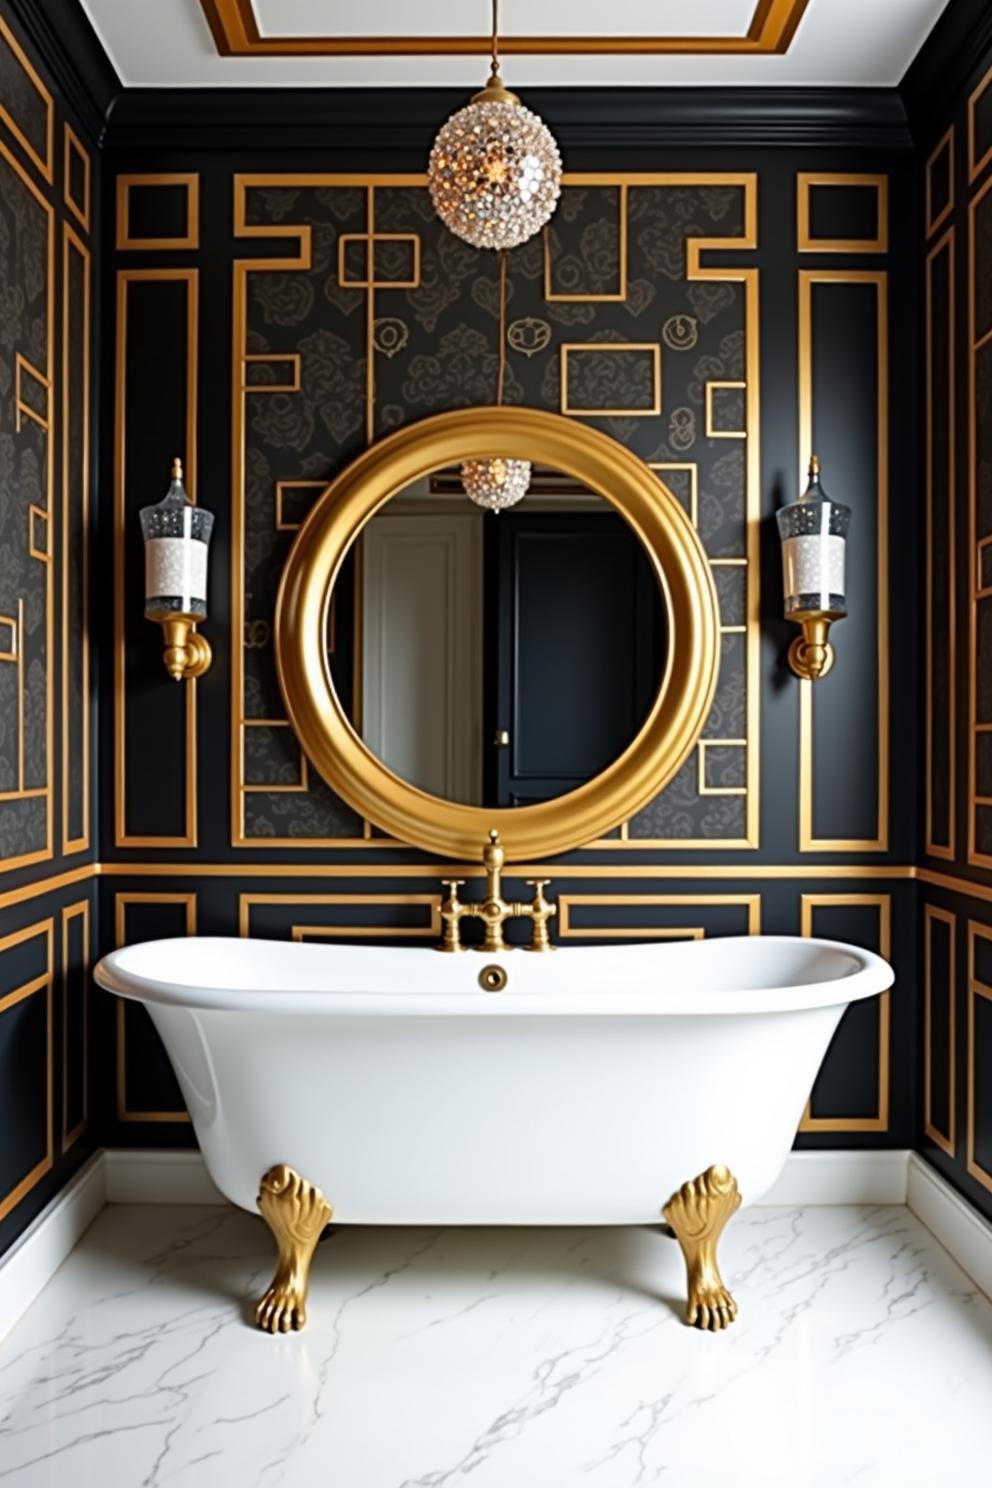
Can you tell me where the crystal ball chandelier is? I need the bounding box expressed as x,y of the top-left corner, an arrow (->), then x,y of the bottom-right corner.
428,2 -> 562,252
461,456 -> 532,511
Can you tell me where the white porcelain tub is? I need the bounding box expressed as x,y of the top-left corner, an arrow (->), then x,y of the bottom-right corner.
95,934 -> 893,1224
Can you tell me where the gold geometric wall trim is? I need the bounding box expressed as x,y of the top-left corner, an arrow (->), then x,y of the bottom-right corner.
968,173 -> 992,868
797,173 -> 889,253
63,223 -> 92,857
0,14 -> 53,183
0,919 -> 53,1222
557,893 -> 760,939
200,0 -> 811,56
798,894 -> 891,1133
924,903 -> 955,1158
925,225 -> 955,861
114,893 -> 195,1124
925,127 -> 955,239
116,174 -> 200,251
967,920 -> 992,1195
63,124 -> 91,234
968,62 -> 992,184
797,267 -> 889,852
238,892 -> 442,939
61,900 -> 90,1153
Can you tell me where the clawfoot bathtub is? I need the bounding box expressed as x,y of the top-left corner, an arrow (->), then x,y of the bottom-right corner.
95,935 -> 893,1335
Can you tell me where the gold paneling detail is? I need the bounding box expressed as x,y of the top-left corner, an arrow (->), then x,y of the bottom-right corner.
201,0 -> 810,56
558,893 -> 760,939
114,268 -> 199,848
242,352 -> 301,393
925,227 -> 955,861
241,718 -> 309,794
275,479 -> 328,532
799,894 -> 891,1133
924,904 -> 956,1158
0,139 -> 54,872
968,175 -> 992,868
697,739 -> 747,798
0,919 -> 53,1222
116,174 -> 200,251
61,900 -> 90,1152
798,269 -> 889,852
925,127 -> 955,239
15,353 -> 50,432
63,124 -> 90,234
62,223 -> 91,856
115,893 -> 196,1124
239,892 -> 442,939
559,341 -> 661,417
704,381 -> 747,438
968,63 -> 992,185
337,231 -> 421,289
544,187 -> 628,302
0,14 -> 53,183
967,922 -> 992,1193
231,171 -> 759,853
796,173 -> 888,253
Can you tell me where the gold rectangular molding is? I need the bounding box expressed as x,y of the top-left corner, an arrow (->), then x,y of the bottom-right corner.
0,14 -> 53,183
61,900 -> 90,1152
544,187 -> 627,302
274,479 -> 328,532
115,893 -> 195,1123
241,719 -> 309,794
926,127 -> 955,239
649,463 -> 697,528
967,920 -> 992,1194
201,0 -> 811,56
924,904 -> 956,1158
231,171 -> 760,853
242,352 -> 302,393
560,342 -> 661,418
337,231 -> 420,290
114,269 -> 199,849
796,173 -> 889,253
239,892 -> 442,939
968,176 -> 992,868
798,270 -> 889,852
0,139 -> 54,875
102,860 -> 917,881
62,222 -> 91,856
969,63 -> 992,184
704,380 -> 747,438
558,893 -> 760,939
63,124 -> 91,234
698,739 -> 748,797
799,894 -> 891,1133
15,353 -> 51,432
0,919 -> 53,1222
925,227 -> 955,861
116,174 -> 200,251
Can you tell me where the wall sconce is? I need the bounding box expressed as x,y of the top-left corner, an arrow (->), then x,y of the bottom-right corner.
776,455 -> 850,682
139,458 -> 214,681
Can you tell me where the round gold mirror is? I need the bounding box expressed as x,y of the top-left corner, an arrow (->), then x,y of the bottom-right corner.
276,407 -> 720,861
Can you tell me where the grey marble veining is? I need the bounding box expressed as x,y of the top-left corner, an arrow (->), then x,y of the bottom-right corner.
0,1204 -> 990,1487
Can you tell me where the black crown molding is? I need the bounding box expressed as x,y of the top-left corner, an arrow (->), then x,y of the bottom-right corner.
5,0 -> 119,143
103,86 -> 913,156
901,0 -> 992,142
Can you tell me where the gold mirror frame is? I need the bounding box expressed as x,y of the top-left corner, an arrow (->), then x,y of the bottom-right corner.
276,407 -> 720,861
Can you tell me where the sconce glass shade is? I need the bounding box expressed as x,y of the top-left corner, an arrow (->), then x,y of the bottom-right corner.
139,459 -> 214,621
775,457 -> 851,618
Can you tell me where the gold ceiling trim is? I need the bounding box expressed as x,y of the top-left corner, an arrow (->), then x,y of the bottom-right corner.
199,0 -> 811,57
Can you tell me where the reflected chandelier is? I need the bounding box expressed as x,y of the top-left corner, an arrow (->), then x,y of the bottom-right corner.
428,0 -> 563,251
461,251 -> 531,511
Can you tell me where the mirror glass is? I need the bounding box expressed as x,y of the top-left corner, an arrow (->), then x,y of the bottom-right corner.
325,466 -> 667,808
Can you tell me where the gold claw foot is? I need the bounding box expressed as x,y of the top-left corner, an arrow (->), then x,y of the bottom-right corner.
662,1164 -> 741,1332
255,1164 -> 332,1334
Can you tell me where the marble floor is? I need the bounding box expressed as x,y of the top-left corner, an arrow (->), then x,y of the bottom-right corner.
0,1204 -> 989,1487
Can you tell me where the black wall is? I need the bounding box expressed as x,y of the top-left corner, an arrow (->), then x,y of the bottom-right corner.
910,5 -> 992,1224
0,0 -> 98,1256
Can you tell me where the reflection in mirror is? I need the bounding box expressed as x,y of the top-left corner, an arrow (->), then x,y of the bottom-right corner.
326,467 -> 666,808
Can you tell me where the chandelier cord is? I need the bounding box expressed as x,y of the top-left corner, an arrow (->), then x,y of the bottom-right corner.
491,0 -> 500,74
497,249 -> 507,406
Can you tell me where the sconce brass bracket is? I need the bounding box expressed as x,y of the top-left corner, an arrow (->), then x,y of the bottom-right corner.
787,612 -> 838,683
156,615 -> 212,682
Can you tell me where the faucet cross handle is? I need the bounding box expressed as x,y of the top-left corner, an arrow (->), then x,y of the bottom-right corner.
439,879 -> 468,953
523,878 -> 557,953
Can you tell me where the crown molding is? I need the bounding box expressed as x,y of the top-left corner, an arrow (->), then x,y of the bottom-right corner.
3,0 -> 120,144
900,0 -> 992,143
103,86 -> 913,155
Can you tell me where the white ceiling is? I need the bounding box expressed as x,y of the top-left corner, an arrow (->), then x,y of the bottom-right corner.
80,0 -> 950,88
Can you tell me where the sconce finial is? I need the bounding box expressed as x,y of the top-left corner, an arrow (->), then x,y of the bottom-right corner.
808,452 -> 820,477
171,456 -> 183,482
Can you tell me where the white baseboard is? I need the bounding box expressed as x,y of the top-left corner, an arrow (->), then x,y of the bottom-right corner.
103,1148 -> 226,1205
907,1152 -> 992,1302
0,1153 -> 105,1343
4,1148 -> 989,1345
761,1149 -> 911,1206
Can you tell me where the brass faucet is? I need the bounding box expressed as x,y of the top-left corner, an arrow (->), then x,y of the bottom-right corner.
439,830 -> 557,953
